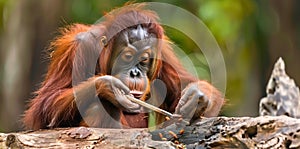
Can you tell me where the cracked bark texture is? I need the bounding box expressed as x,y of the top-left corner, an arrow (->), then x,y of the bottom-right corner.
259,57 -> 300,118
1,116 -> 300,148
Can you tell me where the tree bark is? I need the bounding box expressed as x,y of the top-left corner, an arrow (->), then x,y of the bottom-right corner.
1,116 -> 299,148
0,0 -> 66,132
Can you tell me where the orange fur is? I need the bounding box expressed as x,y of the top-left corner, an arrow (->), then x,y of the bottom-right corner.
23,3 -> 224,130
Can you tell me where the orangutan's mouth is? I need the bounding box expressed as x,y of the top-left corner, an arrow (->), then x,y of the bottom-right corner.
130,90 -> 144,99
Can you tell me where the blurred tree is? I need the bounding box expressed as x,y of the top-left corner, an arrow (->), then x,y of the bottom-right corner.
1,0 -> 34,132
0,0 -> 66,132
268,0 -> 300,84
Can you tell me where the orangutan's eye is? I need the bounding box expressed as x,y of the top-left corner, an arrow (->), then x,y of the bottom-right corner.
140,52 -> 150,65
122,51 -> 134,62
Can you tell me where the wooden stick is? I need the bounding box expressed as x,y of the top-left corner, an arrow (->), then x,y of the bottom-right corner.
126,95 -> 173,118
126,95 -> 190,125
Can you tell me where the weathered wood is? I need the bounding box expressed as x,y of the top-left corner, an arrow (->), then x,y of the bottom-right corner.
259,57 -> 300,118
1,116 -> 300,148
2,127 -> 174,148
152,116 -> 300,149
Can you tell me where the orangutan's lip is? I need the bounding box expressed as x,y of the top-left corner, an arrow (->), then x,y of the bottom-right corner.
130,90 -> 144,99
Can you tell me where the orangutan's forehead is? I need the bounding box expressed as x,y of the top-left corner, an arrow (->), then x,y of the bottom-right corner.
128,25 -> 149,42
116,25 -> 157,51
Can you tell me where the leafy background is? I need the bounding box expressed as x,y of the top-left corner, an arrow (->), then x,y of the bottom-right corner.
0,0 -> 299,132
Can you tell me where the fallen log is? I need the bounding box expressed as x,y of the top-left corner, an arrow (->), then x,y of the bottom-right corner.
1,116 -> 300,148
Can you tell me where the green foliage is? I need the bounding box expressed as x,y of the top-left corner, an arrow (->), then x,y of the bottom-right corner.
0,0 -> 16,32
68,0 -> 146,24
198,0 -> 255,50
